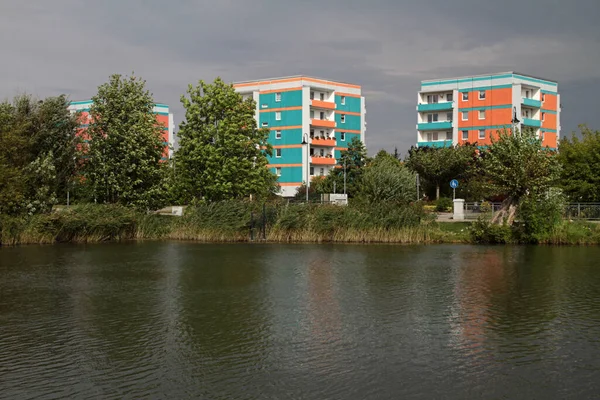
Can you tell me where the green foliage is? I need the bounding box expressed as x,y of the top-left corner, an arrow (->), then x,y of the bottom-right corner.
435,197 -> 453,212
356,151 -> 416,205
85,73 -> 165,210
317,136 -> 368,197
0,94 -> 80,215
405,143 -> 477,199
513,189 -> 566,243
176,77 -> 277,202
558,125 -> 600,201
469,218 -> 513,244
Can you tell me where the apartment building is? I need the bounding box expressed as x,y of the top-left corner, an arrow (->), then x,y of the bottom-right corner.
416,72 -> 560,149
68,100 -> 175,159
234,76 -> 366,197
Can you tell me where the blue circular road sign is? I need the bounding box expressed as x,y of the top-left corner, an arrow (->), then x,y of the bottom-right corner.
450,179 -> 459,189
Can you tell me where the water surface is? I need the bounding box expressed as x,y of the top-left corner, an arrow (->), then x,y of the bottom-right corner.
1,243 -> 599,399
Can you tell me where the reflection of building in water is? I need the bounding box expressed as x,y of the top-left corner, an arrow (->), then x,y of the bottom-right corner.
307,256 -> 342,346
448,249 -> 509,357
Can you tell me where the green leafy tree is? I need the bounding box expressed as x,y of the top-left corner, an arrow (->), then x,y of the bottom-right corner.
477,128 -> 561,225
317,136 -> 368,197
176,77 -> 277,202
404,143 -> 477,200
558,125 -> 600,202
357,150 -> 416,205
85,74 -> 165,209
0,94 -> 80,214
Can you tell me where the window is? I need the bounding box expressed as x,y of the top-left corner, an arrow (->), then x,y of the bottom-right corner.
478,110 -> 486,120
261,104 -> 268,108
319,130 -> 325,138
262,122 -> 268,127
320,93 -> 325,101
310,110 -> 315,119
523,109 -> 530,118
447,93 -> 453,102
341,114 -> 346,123
340,132 -> 346,141
446,132 -> 452,140
540,132 -> 545,141
525,90 -> 530,98
462,92 -> 469,101
542,112 -> 545,121
461,111 -> 468,121
479,90 -> 486,100
276,167 -> 281,177
320,149 -> 324,156
478,129 -> 485,140
310,129 -> 315,137
341,96 -> 346,105
427,94 -> 439,104
320,168 -> 324,176
310,167 -> 314,176
427,113 -> 439,123
276,148 -> 282,158
310,91 -> 314,100
275,130 -> 282,139
275,92 -> 281,102
462,130 -> 468,140
542,93 -> 546,102
432,132 -> 439,141
319,111 -> 325,120
275,111 -> 281,121
446,112 -> 453,122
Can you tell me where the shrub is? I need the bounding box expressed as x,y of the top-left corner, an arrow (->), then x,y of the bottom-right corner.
435,197 -> 453,212
469,218 -> 513,244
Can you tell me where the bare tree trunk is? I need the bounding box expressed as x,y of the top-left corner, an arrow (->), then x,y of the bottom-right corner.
436,184 -> 440,200
491,197 -> 518,225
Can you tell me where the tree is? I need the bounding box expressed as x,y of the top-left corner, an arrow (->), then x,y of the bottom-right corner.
404,143 -> 477,200
176,77 -> 277,202
84,74 -> 165,209
317,136 -> 368,197
477,128 -> 561,225
558,125 -> 600,202
357,150 -> 416,205
0,94 -> 80,214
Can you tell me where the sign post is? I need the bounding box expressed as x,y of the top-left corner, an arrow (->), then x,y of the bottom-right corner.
450,179 -> 459,200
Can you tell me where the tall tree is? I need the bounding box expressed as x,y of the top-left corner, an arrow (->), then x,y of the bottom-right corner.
404,144 -> 476,200
477,128 -> 561,224
85,74 -> 165,209
558,125 -> 600,202
176,77 -> 277,201
314,136 -> 368,197
0,94 -> 80,214
357,150 -> 416,205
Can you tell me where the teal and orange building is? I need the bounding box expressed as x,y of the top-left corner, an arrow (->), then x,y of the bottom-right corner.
234,76 -> 366,197
416,72 -> 560,149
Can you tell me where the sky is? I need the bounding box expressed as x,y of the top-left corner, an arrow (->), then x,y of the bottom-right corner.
1,0 -> 599,156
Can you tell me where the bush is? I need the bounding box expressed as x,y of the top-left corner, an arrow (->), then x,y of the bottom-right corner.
435,197 -> 453,212
514,191 -> 565,244
469,218 -> 513,244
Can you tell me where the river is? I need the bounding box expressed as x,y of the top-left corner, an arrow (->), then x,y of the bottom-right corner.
1,243 -> 599,399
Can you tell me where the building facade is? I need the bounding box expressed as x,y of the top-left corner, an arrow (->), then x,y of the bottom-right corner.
68,100 -> 175,159
416,72 -> 560,149
233,76 -> 366,197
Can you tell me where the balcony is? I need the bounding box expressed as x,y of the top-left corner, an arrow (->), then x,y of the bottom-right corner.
311,100 -> 336,110
417,102 -> 453,112
311,156 -> 336,165
311,119 -> 336,128
417,121 -> 452,131
311,137 -> 336,147
417,140 -> 453,148
522,97 -> 542,108
523,118 -> 541,128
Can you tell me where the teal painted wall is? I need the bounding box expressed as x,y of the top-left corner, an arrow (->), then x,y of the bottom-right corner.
259,90 -> 303,109
272,166 -> 303,183
335,95 -> 361,113
267,147 -> 302,164
335,132 -> 361,149
268,128 -> 303,145
260,110 -> 302,128
335,113 -> 361,131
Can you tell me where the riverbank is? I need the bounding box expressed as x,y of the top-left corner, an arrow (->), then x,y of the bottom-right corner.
1,203 -> 599,246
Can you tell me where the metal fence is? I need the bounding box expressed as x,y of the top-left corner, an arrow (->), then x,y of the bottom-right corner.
462,202 -> 600,221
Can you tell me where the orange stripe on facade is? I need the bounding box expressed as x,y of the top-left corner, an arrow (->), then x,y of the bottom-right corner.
267,163 -> 302,168
272,144 -> 303,149
339,129 -> 361,134
336,91 -> 361,98
259,106 -> 303,113
260,87 -> 302,94
234,77 -> 360,90
279,182 -> 302,186
335,110 -> 361,116
270,125 -> 302,130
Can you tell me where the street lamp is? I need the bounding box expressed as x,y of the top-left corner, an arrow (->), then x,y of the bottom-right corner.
511,106 -> 520,135
301,133 -> 310,202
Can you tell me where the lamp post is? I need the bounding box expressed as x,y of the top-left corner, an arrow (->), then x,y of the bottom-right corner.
301,133 -> 310,202
511,106 -> 520,135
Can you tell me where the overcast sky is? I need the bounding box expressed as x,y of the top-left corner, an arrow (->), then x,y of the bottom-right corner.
1,0 -> 599,156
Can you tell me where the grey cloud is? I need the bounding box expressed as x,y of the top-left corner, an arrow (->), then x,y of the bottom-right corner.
1,0 -> 599,155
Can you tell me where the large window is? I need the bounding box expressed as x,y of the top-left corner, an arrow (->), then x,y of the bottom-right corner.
427,94 -> 439,103
478,129 -> 486,140
427,113 -> 439,123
